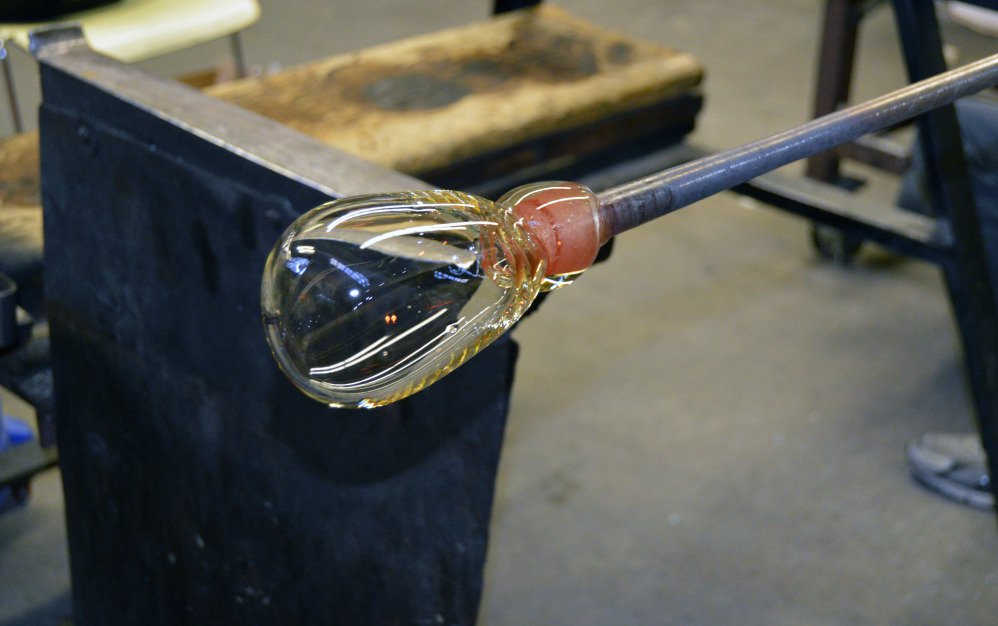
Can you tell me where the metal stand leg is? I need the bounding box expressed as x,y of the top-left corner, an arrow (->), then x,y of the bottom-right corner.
806,0 -> 911,183
805,0 -> 873,264
806,0 -> 864,183
1,39 -> 24,133
893,0 -> 998,518
228,32 -> 247,78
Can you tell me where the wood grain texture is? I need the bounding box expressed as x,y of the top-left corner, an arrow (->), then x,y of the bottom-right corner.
0,131 -> 41,208
207,4 -> 703,174
0,5 -> 702,211
0,132 -> 44,288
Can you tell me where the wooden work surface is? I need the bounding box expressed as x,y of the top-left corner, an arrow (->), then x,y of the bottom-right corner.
0,132 -> 40,208
0,132 -> 43,273
207,4 -> 703,176
0,132 -> 44,313
0,4 -> 703,215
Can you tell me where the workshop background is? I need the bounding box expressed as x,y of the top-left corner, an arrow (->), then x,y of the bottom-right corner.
2,0 -> 997,624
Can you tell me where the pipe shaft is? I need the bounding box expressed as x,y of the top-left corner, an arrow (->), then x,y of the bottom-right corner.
596,52 -> 998,237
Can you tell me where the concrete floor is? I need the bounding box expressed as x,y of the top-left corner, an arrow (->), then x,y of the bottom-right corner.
2,0 -> 998,624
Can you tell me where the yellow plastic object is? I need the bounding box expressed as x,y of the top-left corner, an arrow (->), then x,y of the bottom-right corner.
0,0 -> 259,63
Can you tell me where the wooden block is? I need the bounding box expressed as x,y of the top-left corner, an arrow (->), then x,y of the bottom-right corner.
0,5 -> 704,218
208,4 -> 703,176
0,131 -> 41,208
0,132 -> 44,292
0,132 -> 43,280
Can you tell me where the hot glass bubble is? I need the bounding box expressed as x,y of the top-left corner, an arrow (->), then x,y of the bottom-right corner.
261,190 -> 547,408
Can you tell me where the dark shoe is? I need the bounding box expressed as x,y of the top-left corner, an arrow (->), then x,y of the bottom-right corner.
907,433 -> 994,510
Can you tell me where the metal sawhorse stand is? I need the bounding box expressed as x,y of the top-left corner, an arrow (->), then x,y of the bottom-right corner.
738,0 -> 998,514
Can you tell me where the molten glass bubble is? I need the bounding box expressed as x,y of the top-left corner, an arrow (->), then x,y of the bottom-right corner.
261,183 -> 602,408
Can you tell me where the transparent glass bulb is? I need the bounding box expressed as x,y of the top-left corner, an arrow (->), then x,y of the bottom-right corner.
261,183 -> 603,408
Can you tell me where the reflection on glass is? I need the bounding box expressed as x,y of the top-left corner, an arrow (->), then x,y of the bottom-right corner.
261,190 -> 546,408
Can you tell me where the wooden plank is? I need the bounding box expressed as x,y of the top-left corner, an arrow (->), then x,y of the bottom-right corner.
423,92 -> 702,191
0,132 -> 40,208
1,5 -> 703,212
0,132 -> 44,298
0,5 -> 665,302
207,4 -> 703,174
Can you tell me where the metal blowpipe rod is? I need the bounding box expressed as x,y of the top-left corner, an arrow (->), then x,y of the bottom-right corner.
597,52 -> 998,237
263,53 -> 998,409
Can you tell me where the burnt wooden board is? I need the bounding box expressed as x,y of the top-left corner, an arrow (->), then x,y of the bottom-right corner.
0,132 -> 44,310
207,4 -> 703,176
1,5 -> 702,211
0,131 -> 41,207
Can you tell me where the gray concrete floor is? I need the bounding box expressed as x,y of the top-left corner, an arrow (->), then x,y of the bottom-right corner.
2,1 -> 998,624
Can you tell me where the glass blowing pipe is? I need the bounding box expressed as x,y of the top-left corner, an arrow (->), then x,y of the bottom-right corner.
263,53 -> 998,408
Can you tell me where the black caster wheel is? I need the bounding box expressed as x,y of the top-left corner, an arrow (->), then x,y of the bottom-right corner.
810,223 -> 863,265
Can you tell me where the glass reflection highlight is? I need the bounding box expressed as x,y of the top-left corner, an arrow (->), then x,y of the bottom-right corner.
261,190 -> 546,408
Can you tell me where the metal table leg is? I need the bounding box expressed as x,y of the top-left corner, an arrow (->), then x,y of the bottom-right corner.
1,38 -> 24,133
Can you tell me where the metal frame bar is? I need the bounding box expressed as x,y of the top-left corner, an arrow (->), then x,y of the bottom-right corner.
229,32 -> 248,78
1,37 -> 24,132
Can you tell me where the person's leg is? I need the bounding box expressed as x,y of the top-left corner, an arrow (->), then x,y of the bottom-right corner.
901,95 -> 998,510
